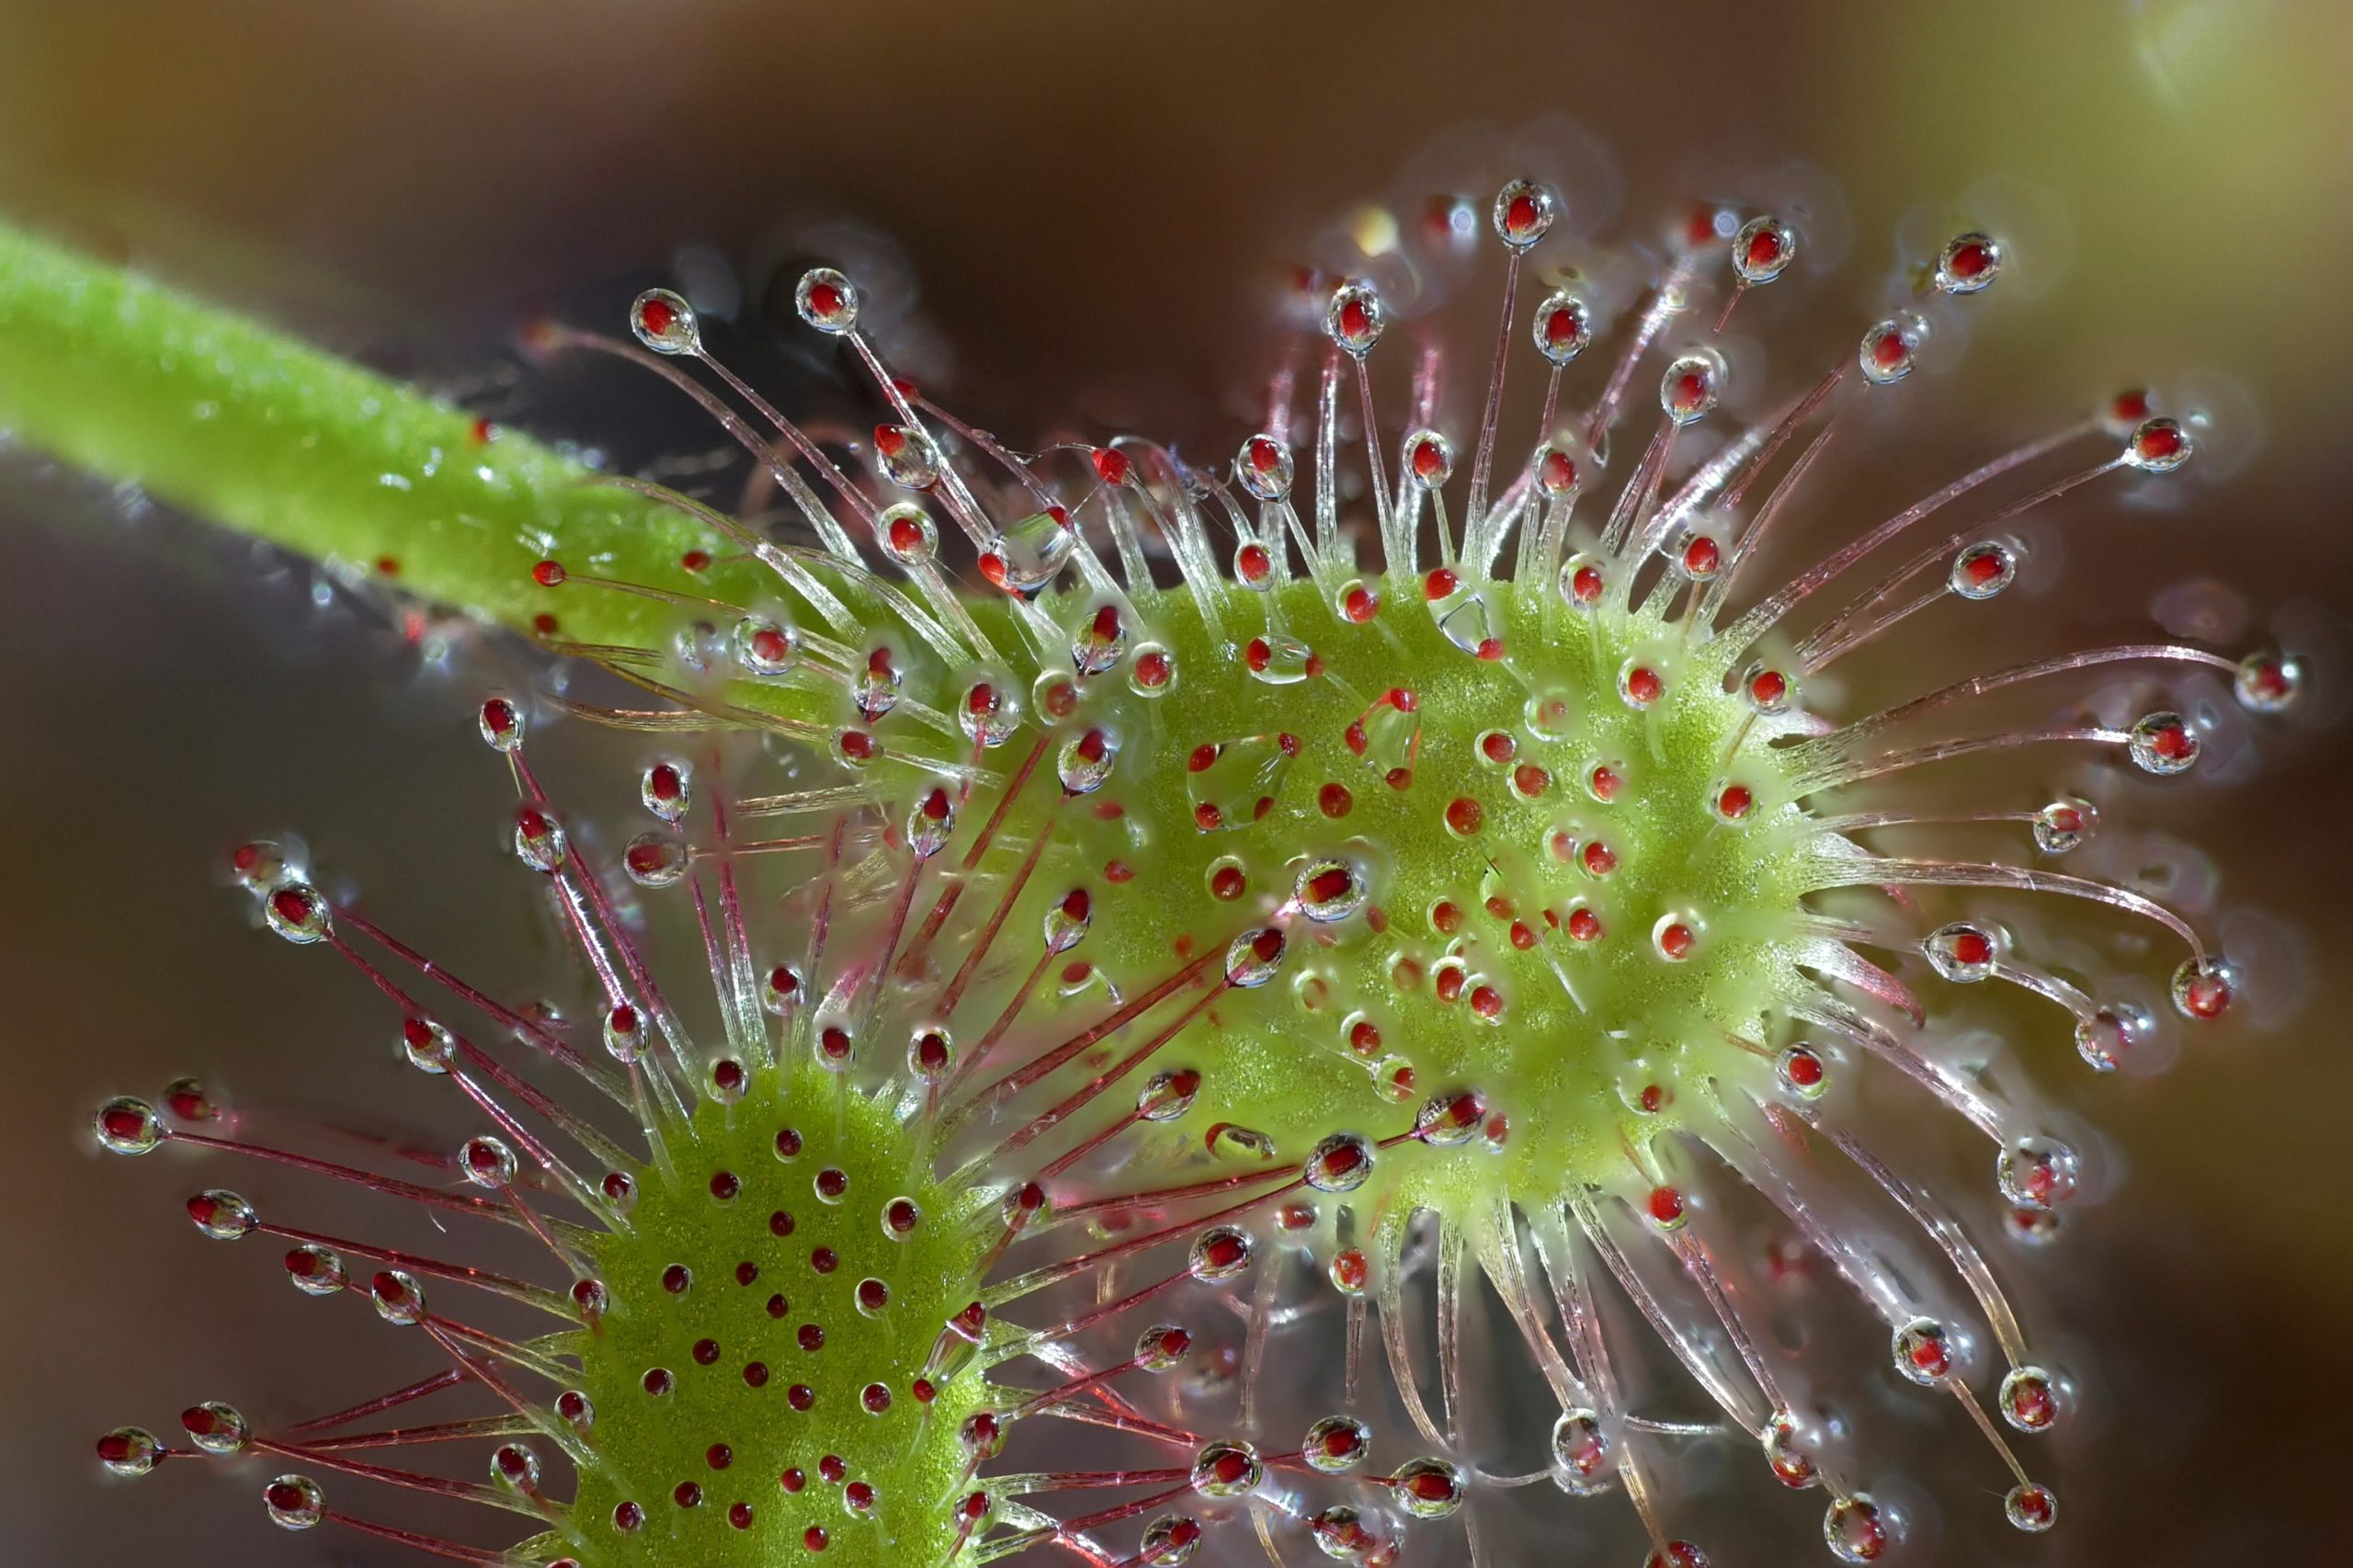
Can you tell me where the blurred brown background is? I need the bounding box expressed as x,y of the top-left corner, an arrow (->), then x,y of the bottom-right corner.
3,0 -> 2351,1562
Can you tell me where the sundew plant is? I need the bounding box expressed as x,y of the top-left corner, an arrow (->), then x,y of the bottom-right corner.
0,123 -> 2311,1567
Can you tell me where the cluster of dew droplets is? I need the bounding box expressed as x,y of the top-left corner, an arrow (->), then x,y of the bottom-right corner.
90,140 -> 2318,1568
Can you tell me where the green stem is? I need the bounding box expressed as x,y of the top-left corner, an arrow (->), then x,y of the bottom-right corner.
0,220 -> 840,723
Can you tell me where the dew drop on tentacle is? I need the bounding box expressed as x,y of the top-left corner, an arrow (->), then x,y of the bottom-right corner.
1824,1494 -> 1896,1562
630,288 -> 700,354
1534,290 -> 1593,365
794,267 -> 859,335
1324,283 -> 1386,357
261,1474 -> 324,1530
1733,215 -> 1797,285
1933,232 -> 2003,295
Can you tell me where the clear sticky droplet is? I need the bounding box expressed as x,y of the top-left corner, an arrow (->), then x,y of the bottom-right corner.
872,424 -> 942,491
477,697 -> 525,752
1187,732 -> 1300,829
1071,602 -> 1128,676
1745,664 -> 1793,714
1055,728 -> 1120,795
263,882 -> 332,944
188,1190 -> 257,1241
94,1096 -> 163,1155
958,681 -> 1019,747
640,759 -> 691,824
1130,642 -> 1176,697
96,1426 -> 162,1477
371,1268 -> 428,1325
284,1243 -> 347,1296
1550,1409 -> 1613,1494
733,616 -> 800,676
1493,178 -> 1556,248
2075,1002 -> 2151,1070
1390,1456 -> 1465,1519
1759,1409 -> 1820,1489
460,1135 -> 517,1188
1310,1502 -> 1375,1560
1133,1324 -> 1192,1373
2170,954 -> 2238,1020
880,503 -> 938,566
1138,1068 -> 1200,1122
855,649 -> 904,722
1533,291 -> 1592,366
1559,553 -> 1607,610
1413,1089 -> 1487,1147
995,507 -> 1081,597
262,1474 -> 324,1529
1404,429 -> 1454,490
1139,1515 -> 1203,1565
1303,1131 -> 1374,1193
1858,314 -> 1922,385
622,832 -> 687,890
1824,1494 -> 1895,1562
400,1017 -> 454,1074
2005,1483 -> 2056,1533
1660,349 -> 1723,425
1324,283 -> 1385,358
1224,927 -> 1288,988
1949,540 -> 2016,599
631,289 -> 699,354
1923,921 -> 1999,983
1732,215 -> 1796,284
1235,433 -> 1296,502
1933,233 -> 2002,295
1997,1136 -> 2080,1210
1189,1226 -> 1255,1281
2128,710 -> 2200,775
1532,443 -> 1581,496
904,787 -> 956,860
2234,649 -> 2303,714
2125,415 -> 2191,473
2001,1364 -> 2061,1432
1777,1044 -> 1828,1099
490,1441 -> 542,1494
794,267 -> 858,335
512,805 -> 567,873
1295,858 -> 1367,924
2032,796 -> 2096,855
1893,1317 -> 1954,1383
1190,1439 -> 1264,1498
182,1401 -> 250,1454
1674,526 -> 1724,581
1304,1414 -> 1371,1473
